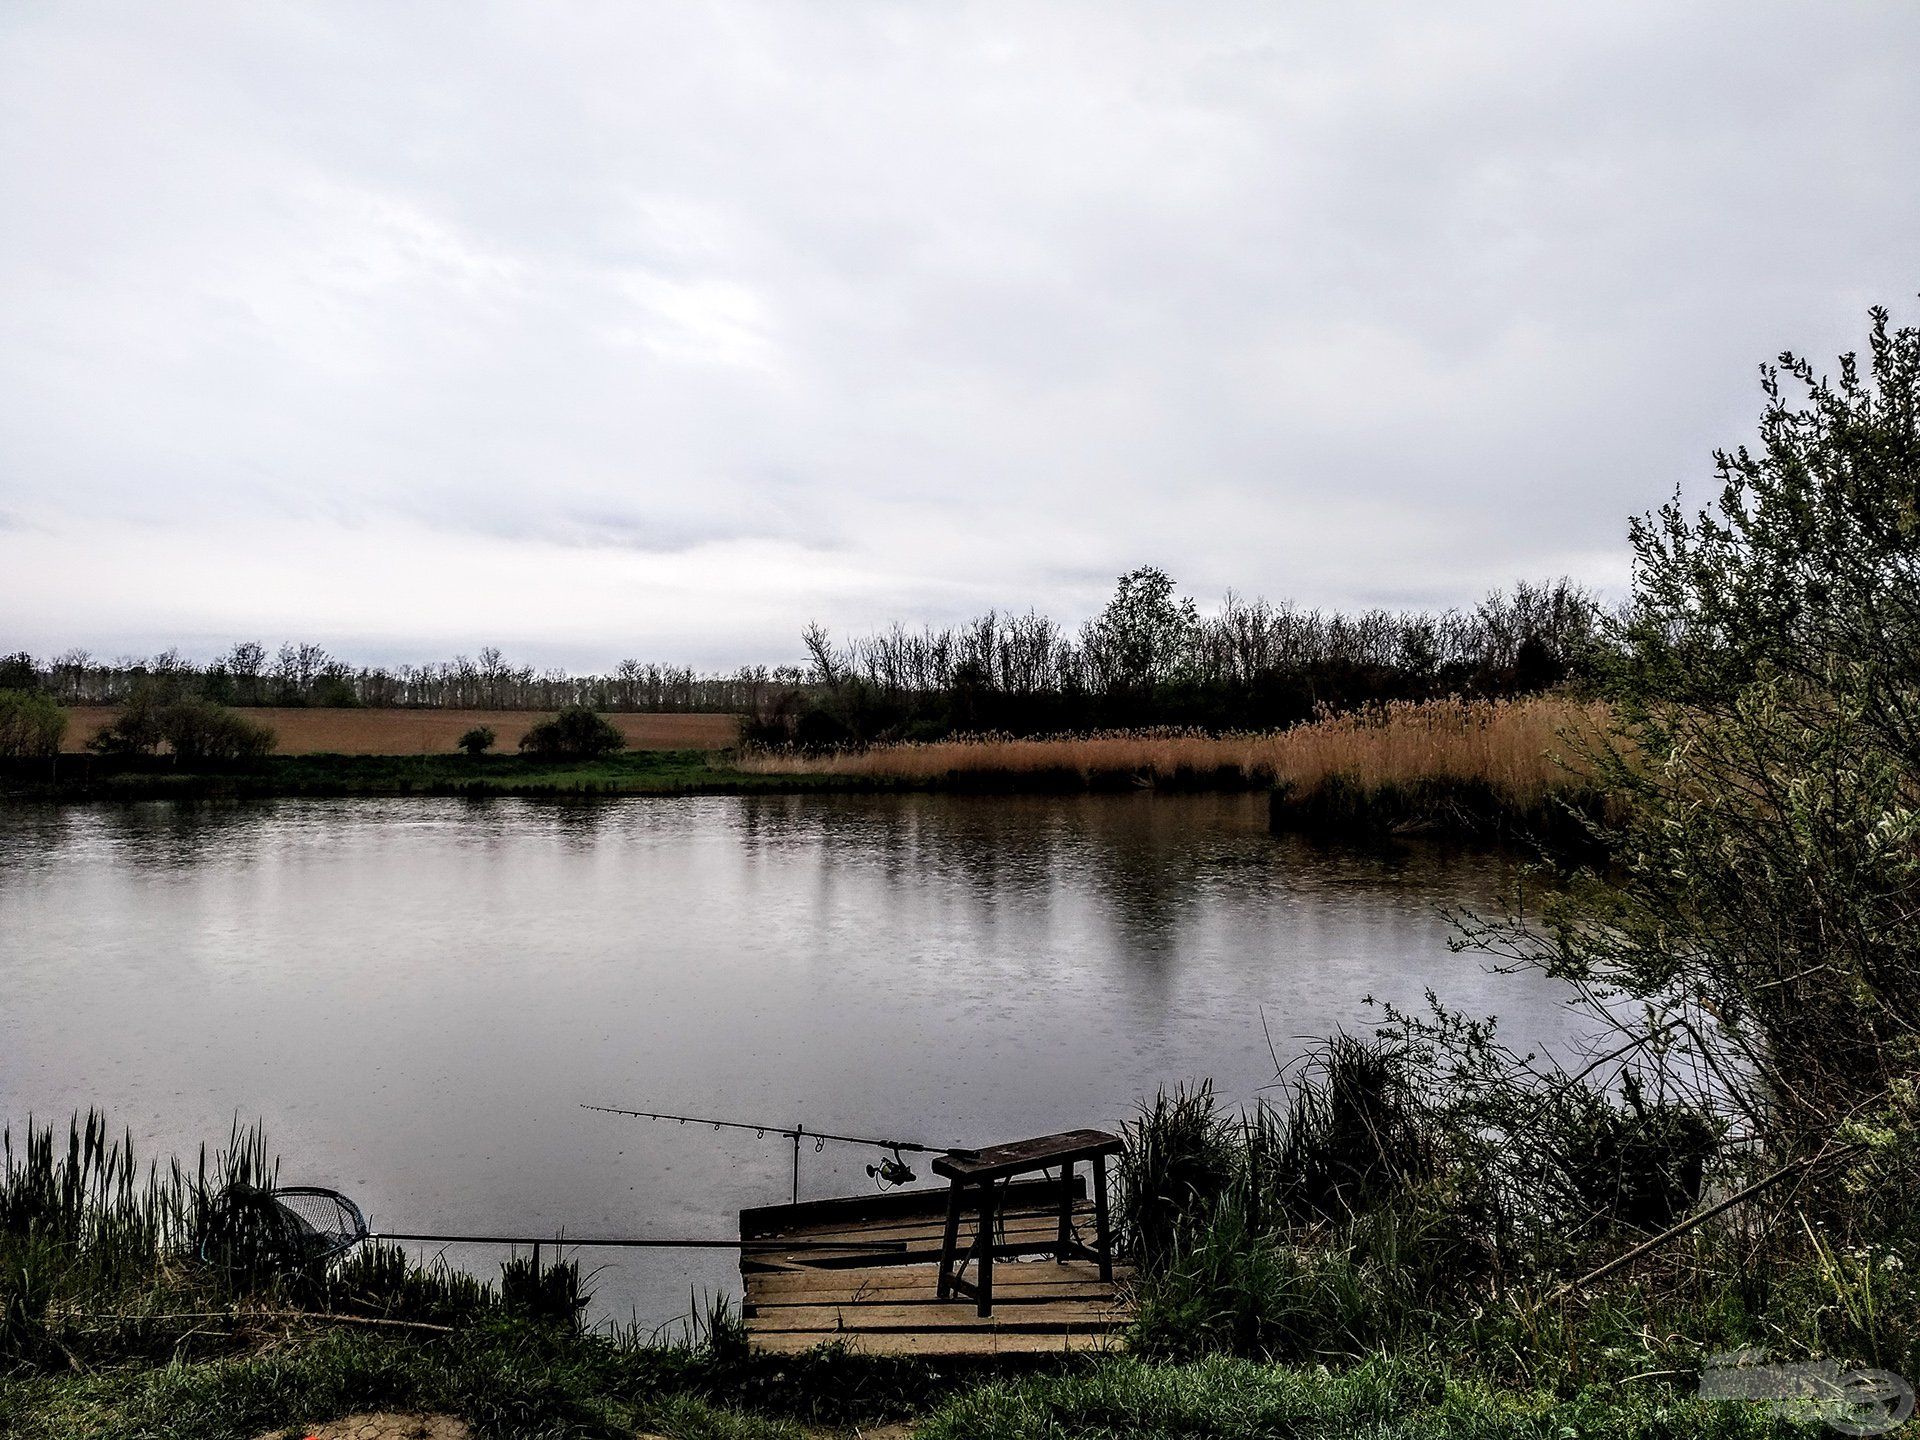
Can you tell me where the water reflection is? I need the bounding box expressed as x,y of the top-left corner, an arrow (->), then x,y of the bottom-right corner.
0,792 -> 1572,1329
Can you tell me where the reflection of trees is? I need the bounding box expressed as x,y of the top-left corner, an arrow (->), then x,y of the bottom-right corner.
0,805 -> 84,879
523,796 -> 617,848
731,793 -> 1516,1005
76,796 -> 593,871
94,799 -> 274,870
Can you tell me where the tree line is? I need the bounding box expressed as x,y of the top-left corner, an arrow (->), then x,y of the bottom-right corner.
0,646 -> 803,715
1,576 -> 1601,748
755,575 -> 1602,745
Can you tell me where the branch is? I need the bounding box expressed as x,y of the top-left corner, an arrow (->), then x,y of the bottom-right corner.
1536,1142 -> 1863,1309
56,1308 -> 456,1335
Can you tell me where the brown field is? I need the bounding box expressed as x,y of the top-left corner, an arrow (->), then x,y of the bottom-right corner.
64,707 -> 740,756
738,697 -> 1606,800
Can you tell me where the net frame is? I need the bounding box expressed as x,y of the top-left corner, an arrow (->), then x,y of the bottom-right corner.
269,1186 -> 370,1262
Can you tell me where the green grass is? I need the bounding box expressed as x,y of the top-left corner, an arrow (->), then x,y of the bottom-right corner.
1,1336 -> 1828,1440
0,1323 -> 814,1440
7,750 -> 888,801
912,1356 -> 1818,1440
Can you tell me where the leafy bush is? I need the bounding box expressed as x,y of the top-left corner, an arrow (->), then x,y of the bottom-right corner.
1472,302 -> 1920,1149
456,724 -> 496,756
1119,1030 -> 1741,1368
1131,1197 -> 1349,1361
88,693 -> 274,763
518,706 -> 625,760
159,697 -> 276,763
1553,1074 -> 1718,1234
0,689 -> 66,759
85,697 -> 165,756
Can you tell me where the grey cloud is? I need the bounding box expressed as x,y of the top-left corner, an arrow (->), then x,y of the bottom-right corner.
1,1 -> 1916,665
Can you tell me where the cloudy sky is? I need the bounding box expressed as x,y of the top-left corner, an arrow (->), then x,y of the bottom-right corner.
2,3 -> 1916,670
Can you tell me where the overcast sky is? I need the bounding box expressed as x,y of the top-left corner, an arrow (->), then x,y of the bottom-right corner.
2,2 -> 1916,670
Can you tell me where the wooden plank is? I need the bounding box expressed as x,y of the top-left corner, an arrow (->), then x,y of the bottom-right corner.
746,1271 -> 1124,1299
741,1176 -> 1076,1237
751,1329 -> 1126,1357
747,1286 -> 1123,1313
760,1213 -> 1085,1254
741,1234 -> 1078,1272
752,1235 -> 1053,1266
746,1301 -> 1129,1333
745,1220 -> 1071,1261
747,1270 -> 1129,1305
762,1202 -> 1084,1244
931,1130 -> 1121,1184
746,1260 -> 1126,1297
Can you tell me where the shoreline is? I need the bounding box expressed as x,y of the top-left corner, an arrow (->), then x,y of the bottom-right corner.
3,750 -> 900,802
1,752 -> 1605,859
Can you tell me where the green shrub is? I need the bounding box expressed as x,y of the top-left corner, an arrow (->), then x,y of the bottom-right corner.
326,1241 -> 496,1325
85,697 -> 164,756
0,689 -> 67,759
518,706 -> 625,760
87,694 -> 274,763
159,697 -> 276,763
1552,1075 -> 1717,1234
1118,1034 -> 1746,1368
455,724 -> 495,756
1130,1197 -> 1338,1361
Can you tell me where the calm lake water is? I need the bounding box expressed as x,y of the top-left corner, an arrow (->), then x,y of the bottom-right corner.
0,793 -> 1580,1329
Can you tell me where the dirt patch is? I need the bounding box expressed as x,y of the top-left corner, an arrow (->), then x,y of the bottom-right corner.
256,1415 -> 469,1440
65,707 -> 739,756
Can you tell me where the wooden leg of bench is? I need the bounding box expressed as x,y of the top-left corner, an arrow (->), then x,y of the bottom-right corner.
936,1184 -> 962,1300
1092,1156 -> 1113,1284
975,1183 -> 995,1317
1056,1160 -> 1075,1261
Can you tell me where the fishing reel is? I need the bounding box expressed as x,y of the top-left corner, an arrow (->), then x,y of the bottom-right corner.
867,1147 -> 916,1189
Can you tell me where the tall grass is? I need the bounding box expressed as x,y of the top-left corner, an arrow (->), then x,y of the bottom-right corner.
1120,1043 -> 1482,1364
1117,1039 -> 1915,1391
0,1112 -> 280,1364
0,1114 -> 584,1373
741,698 -> 1606,811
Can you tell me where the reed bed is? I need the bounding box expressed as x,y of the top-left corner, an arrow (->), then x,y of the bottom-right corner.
741,697 -> 1605,803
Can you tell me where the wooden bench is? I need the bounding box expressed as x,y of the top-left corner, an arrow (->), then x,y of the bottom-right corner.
931,1129 -> 1122,1316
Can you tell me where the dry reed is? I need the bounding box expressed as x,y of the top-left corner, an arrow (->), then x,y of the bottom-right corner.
738,697 -> 1607,803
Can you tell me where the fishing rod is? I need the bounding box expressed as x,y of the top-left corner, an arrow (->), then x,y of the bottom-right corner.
582,1103 -> 976,1202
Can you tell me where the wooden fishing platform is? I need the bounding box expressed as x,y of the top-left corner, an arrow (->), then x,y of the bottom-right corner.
738,1132 -> 1132,1357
